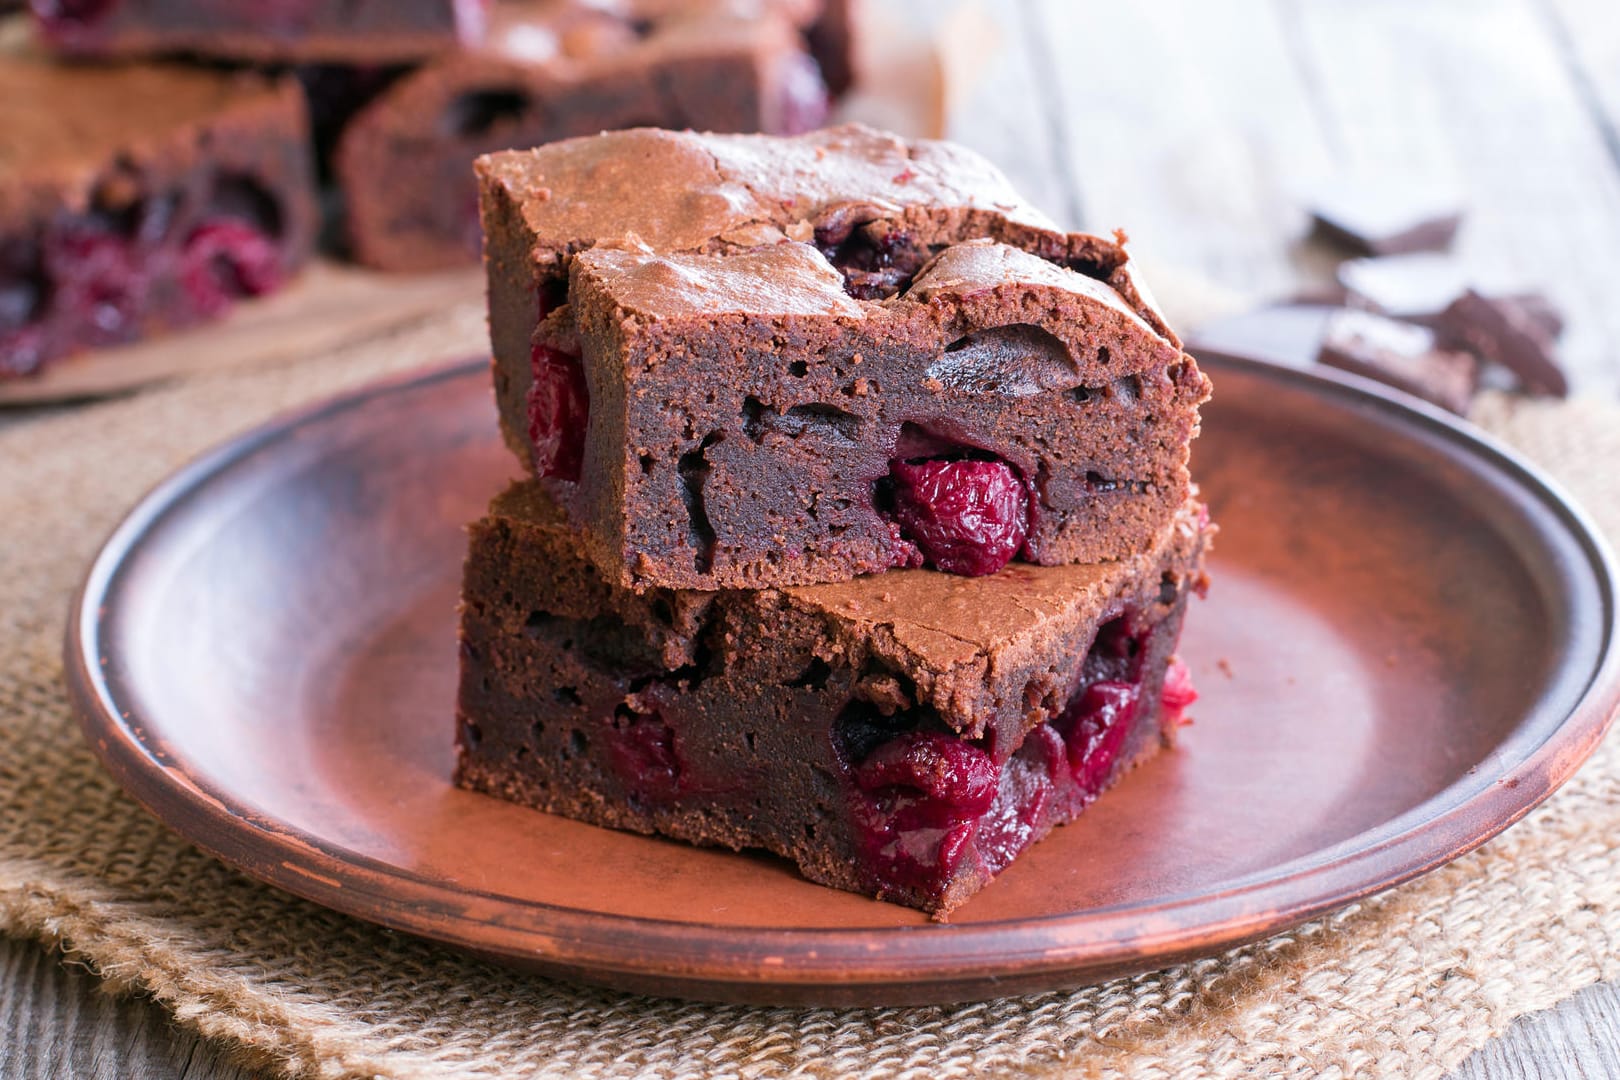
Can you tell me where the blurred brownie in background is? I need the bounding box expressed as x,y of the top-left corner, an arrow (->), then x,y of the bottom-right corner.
337,1 -> 834,270
0,57 -> 317,377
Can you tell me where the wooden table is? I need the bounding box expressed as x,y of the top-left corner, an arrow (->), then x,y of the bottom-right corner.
5,0 -> 1619,1075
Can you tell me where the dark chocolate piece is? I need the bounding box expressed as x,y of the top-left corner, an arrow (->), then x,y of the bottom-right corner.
455,482 -> 1212,916
1438,289 -> 1568,398
1308,180 -> 1464,256
1316,308 -> 1478,414
0,57 -> 318,377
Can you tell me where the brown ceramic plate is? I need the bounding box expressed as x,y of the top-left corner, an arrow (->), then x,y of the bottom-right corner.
66,354 -> 1619,1006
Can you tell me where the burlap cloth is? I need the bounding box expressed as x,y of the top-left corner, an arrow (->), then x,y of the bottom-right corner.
2,294 -> 1619,1080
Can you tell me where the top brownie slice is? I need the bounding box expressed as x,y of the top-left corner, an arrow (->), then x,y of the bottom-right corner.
478,124 -> 1207,590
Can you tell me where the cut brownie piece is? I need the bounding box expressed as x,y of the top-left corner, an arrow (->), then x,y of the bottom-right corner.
455,482 -> 1211,916
29,0 -> 487,62
1316,308 -> 1478,414
336,3 -> 833,270
543,238 -> 1207,589
0,57 -> 318,377
478,124 -> 1202,589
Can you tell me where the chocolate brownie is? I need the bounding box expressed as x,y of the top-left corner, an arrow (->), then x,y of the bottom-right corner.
29,0 -> 487,62
0,57 -> 317,377
455,482 -> 1211,916
477,126 -> 1205,589
336,3 -> 832,270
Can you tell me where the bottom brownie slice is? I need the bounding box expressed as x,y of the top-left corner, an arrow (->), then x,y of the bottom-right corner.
455,483 -> 1212,917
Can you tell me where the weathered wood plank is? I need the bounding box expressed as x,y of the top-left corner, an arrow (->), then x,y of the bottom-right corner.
1026,0 -> 1338,296
1539,0 -> 1620,171
1453,979 -> 1620,1080
1282,0 -> 1620,397
941,0 -> 1079,228
0,935 -> 266,1080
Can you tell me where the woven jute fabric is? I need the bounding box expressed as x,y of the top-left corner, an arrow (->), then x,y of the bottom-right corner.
2,297 -> 1618,1080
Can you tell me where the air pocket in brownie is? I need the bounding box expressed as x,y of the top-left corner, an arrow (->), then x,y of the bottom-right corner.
336,4 -> 832,270
0,59 -> 318,377
455,483 -> 1212,917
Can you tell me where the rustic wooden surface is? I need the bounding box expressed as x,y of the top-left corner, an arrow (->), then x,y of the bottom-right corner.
5,0 -> 1620,1075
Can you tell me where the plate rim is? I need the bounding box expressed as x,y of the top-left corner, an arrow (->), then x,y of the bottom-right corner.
64,353 -> 1620,999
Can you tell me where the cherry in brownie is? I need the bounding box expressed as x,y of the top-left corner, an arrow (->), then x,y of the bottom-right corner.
455,482 -> 1211,916
29,0 -> 487,63
0,58 -> 317,377
336,3 -> 832,270
547,239 -> 1207,589
477,126 -> 1206,589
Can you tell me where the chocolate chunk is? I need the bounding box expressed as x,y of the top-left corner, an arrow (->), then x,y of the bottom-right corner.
1315,309 -> 1478,414
1437,289 -> 1568,398
1308,181 -> 1464,256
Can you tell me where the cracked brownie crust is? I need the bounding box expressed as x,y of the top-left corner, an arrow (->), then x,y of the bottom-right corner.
477,125 -> 1209,590
455,483 -> 1212,915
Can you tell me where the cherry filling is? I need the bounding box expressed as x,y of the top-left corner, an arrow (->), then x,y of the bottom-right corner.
181,220 -> 284,317
526,343 -> 589,481
845,726 -> 1000,895
605,706 -> 683,804
1159,656 -> 1198,727
526,283 -> 588,480
813,218 -> 929,300
1053,681 -> 1139,795
885,456 -> 1030,576
835,614 -> 1186,903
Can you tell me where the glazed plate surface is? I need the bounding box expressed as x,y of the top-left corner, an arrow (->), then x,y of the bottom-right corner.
67,354 -> 1619,1005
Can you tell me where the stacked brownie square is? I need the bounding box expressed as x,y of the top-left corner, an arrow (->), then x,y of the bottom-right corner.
456,124 -> 1214,916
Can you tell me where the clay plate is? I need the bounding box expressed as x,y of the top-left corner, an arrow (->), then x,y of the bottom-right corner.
66,354 -> 1619,1006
